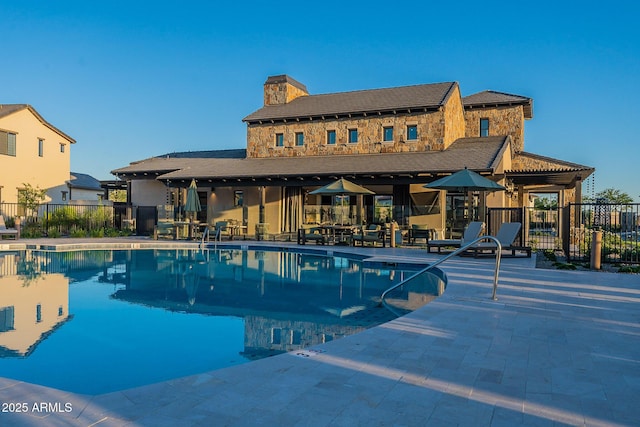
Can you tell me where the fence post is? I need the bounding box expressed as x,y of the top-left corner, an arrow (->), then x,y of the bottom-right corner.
590,230 -> 602,270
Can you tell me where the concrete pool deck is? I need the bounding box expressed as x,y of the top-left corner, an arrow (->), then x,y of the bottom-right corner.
1,238 -> 638,426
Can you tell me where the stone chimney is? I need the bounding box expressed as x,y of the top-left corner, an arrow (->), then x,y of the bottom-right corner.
263,75 -> 309,106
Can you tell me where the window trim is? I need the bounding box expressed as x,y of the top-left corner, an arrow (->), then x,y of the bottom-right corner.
348,128 -> 358,144
480,118 -> 490,137
38,138 -> 44,157
0,130 -> 17,156
383,126 -> 394,142
326,130 -> 336,145
275,133 -> 284,148
406,124 -> 418,141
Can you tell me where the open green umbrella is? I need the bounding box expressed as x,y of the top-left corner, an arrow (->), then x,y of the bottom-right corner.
309,178 -> 375,196
425,168 -> 506,192
425,168 -> 505,228
184,179 -> 202,220
310,178 -> 374,224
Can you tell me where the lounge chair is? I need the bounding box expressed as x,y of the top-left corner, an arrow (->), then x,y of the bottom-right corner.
427,221 -> 484,253
297,225 -> 327,245
465,222 -> 531,257
352,224 -> 386,247
0,215 -> 19,240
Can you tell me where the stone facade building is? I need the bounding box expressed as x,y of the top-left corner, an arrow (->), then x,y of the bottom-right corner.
113,75 -> 593,241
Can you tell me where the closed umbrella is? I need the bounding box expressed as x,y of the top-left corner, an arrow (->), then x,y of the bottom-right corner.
184,179 -> 202,221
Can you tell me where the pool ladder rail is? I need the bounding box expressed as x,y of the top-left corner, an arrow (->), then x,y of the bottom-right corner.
199,226 -> 223,249
380,235 -> 502,312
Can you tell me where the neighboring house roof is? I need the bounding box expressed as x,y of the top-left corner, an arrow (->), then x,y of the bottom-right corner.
113,136 -> 511,183
463,90 -> 533,119
243,82 -> 458,123
156,149 -> 246,159
0,104 -> 76,143
67,172 -> 103,191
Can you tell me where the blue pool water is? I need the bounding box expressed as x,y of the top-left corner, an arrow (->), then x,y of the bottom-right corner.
0,248 -> 445,394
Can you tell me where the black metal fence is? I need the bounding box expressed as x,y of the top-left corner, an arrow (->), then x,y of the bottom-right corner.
0,202 -> 120,237
563,203 -> 640,264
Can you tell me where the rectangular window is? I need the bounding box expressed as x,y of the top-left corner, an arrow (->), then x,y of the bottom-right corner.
327,130 -> 336,145
0,131 -> 17,156
275,133 -> 284,147
407,125 -> 418,140
383,126 -> 393,142
234,190 -> 243,207
348,129 -> 358,143
38,139 -> 44,157
295,132 -> 304,146
480,119 -> 489,137
61,191 -> 68,201
0,306 -> 15,332
60,143 -> 65,153
36,304 -> 42,323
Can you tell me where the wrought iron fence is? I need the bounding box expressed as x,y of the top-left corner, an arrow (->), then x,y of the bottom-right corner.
564,203 -> 640,264
0,202 -> 118,237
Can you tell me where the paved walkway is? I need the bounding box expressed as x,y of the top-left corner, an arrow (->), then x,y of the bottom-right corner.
1,238 -> 639,426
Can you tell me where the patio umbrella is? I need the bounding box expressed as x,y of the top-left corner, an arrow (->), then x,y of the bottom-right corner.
310,178 -> 374,224
184,179 -> 202,221
309,178 -> 375,196
425,168 -> 505,227
425,168 -> 506,192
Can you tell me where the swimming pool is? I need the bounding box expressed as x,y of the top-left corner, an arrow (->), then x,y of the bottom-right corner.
0,247 -> 445,394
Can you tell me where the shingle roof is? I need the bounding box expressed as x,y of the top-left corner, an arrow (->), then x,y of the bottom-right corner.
0,104 -> 76,143
509,152 -> 593,172
243,82 -> 458,122
68,172 -> 103,190
463,90 -> 533,119
113,137 -> 510,181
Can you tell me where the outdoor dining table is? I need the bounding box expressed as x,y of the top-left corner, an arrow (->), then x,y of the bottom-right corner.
173,221 -> 201,240
320,224 -> 356,245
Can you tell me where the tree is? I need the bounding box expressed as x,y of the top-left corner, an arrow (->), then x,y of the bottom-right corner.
18,183 -> 47,217
593,188 -> 633,205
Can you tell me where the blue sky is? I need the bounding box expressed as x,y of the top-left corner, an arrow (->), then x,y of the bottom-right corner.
2,1 -> 639,201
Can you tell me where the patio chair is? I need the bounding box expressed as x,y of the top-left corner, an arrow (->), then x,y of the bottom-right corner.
427,221 -> 484,253
297,225 -> 327,245
409,224 -> 433,245
464,222 -> 531,257
352,224 -> 386,247
0,215 -> 19,240
153,219 -> 176,240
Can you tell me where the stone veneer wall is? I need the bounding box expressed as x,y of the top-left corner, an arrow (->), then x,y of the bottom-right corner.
464,105 -> 525,152
246,110 -> 452,158
511,153 -> 568,170
264,80 -> 309,106
442,85 -> 466,150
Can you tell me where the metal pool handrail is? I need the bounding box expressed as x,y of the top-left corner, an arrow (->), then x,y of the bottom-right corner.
200,226 -> 223,249
380,235 -> 503,305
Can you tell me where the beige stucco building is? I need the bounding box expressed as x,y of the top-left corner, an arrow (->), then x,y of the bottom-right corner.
113,75 -> 593,240
0,104 -> 76,205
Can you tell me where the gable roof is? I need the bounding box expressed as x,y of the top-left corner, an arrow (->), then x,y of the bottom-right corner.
68,172 -> 103,191
243,82 -> 458,123
0,104 -> 76,143
112,136 -> 511,184
463,90 -> 533,119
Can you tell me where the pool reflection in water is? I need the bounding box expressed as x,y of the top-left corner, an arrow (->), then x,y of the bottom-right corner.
0,248 -> 445,394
